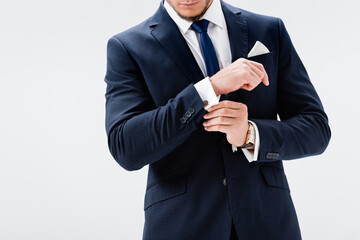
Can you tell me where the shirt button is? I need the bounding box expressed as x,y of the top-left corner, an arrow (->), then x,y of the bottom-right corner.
222,178 -> 227,187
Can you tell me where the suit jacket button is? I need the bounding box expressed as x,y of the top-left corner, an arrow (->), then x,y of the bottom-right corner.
185,111 -> 191,117
222,178 -> 227,186
180,117 -> 186,123
188,108 -> 195,114
266,152 -> 280,160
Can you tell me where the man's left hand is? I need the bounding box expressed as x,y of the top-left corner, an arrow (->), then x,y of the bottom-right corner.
203,100 -> 248,146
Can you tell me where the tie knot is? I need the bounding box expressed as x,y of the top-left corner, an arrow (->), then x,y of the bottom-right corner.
191,19 -> 209,33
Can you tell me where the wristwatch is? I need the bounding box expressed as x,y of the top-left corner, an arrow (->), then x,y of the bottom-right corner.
239,122 -> 255,149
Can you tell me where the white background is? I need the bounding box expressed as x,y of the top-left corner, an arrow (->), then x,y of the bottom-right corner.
0,0 -> 359,239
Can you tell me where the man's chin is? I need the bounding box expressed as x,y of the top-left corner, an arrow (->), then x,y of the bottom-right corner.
168,0 -> 212,22
178,13 -> 204,22
177,7 -> 208,22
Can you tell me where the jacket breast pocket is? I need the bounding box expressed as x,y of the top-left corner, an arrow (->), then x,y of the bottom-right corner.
248,51 -> 273,61
144,174 -> 187,210
248,52 -> 274,75
232,52 -> 276,116
248,52 -> 275,77
260,165 -> 290,191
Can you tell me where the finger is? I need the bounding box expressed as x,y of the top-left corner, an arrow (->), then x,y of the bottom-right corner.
248,59 -> 265,72
207,100 -> 244,112
203,108 -> 239,119
203,116 -> 237,127
248,60 -> 269,86
241,84 -> 253,91
248,68 -> 263,86
239,72 -> 260,91
247,68 -> 262,85
261,68 -> 269,86
204,124 -> 232,134
237,62 -> 261,85
238,61 -> 263,88
248,62 -> 264,80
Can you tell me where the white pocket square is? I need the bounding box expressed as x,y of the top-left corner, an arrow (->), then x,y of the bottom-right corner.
247,41 -> 270,58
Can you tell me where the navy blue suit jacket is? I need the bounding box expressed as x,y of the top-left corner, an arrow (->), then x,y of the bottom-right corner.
105,1 -> 331,239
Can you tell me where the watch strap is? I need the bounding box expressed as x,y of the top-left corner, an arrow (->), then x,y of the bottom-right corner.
239,122 -> 255,149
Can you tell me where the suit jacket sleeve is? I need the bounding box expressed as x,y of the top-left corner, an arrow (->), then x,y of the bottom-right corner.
105,36 -> 206,171
252,18 -> 331,162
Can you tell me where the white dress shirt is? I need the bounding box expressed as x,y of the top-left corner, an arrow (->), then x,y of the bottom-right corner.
164,0 -> 259,162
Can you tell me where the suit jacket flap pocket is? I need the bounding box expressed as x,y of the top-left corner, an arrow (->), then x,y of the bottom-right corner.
144,175 -> 186,210
260,166 -> 290,191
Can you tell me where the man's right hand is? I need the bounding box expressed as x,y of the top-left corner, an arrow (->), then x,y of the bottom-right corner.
209,58 -> 269,95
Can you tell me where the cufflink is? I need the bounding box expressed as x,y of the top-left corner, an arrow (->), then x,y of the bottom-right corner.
203,100 -> 209,107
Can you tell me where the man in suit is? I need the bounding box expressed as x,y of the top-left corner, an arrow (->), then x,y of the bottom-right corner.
104,0 -> 331,239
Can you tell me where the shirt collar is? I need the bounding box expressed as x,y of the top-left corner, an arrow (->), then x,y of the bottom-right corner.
164,0 -> 225,35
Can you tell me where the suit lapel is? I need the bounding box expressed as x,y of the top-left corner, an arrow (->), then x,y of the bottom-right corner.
221,1 -> 249,62
148,1 -> 249,96
220,1 -> 249,101
149,3 -> 205,85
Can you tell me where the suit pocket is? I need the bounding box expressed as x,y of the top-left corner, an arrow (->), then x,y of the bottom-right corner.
248,51 -> 273,62
248,51 -> 274,74
144,174 -> 187,210
260,165 -> 290,191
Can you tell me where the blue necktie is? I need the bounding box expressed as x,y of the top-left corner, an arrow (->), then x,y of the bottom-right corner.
191,19 -> 220,77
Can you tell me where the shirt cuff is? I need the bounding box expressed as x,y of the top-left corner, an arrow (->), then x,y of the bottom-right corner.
194,77 -> 220,110
235,120 -> 260,162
